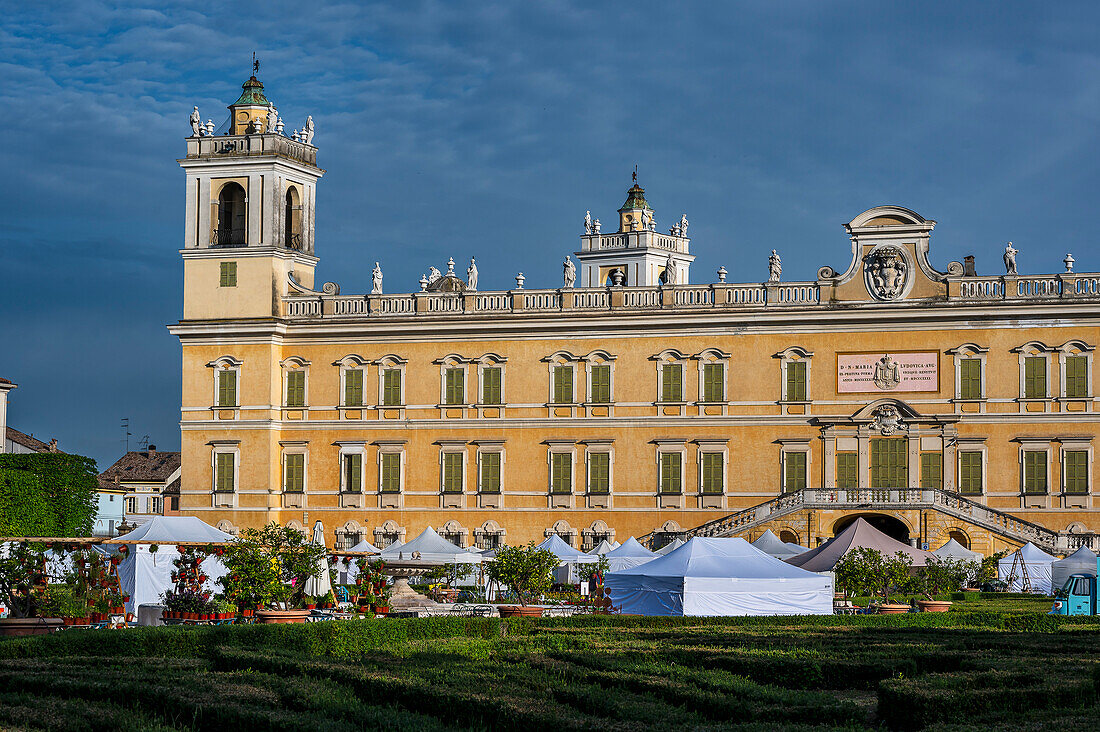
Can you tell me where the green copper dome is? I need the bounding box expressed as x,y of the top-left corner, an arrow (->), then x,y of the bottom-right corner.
232,76 -> 271,106
619,183 -> 651,212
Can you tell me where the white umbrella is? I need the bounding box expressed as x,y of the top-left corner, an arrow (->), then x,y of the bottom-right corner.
304,521 -> 332,598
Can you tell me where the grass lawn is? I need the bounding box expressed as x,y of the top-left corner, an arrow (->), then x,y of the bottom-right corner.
1,600 -> 1098,731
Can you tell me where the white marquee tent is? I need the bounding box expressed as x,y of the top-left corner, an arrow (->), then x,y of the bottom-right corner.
751,530 -> 805,560
379,527 -> 481,564
604,537 -> 833,616
654,538 -> 686,555
603,537 -> 657,572
588,539 -> 616,555
1051,546 -> 1098,592
537,534 -> 597,583
998,542 -> 1056,594
931,538 -> 982,562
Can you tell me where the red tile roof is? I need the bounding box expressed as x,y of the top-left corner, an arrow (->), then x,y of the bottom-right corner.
99,449 -> 182,484
5,427 -> 55,453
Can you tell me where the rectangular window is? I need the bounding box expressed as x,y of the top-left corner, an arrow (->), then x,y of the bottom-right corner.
920,452 -> 943,490
1065,356 -> 1088,398
343,369 -> 364,406
382,369 -> 402,406
959,358 -> 982,400
479,452 -> 501,493
1023,450 -> 1048,494
589,365 -> 611,403
150,497 -> 162,514
285,370 -> 306,407
217,370 -> 237,407
836,452 -> 858,490
870,438 -> 907,488
380,453 -> 401,493
587,452 -> 610,494
342,453 -> 362,493
1064,450 -> 1089,495
550,453 -> 572,494
444,368 -> 465,405
660,452 -> 682,494
553,365 -> 574,404
214,452 -> 235,492
700,452 -> 724,494
283,453 -> 305,493
702,363 -> 725,402
170,496 -> 179,511
442,452 -> 464,493
481,366 -> 502,405
661,363 -> 683,402
959,452 -> 983,494
784,452 -> 807,493
1024,356 -> 1046,398
124,497 -> 137,514
219,261 -> 237,287
785,361 -> 807,401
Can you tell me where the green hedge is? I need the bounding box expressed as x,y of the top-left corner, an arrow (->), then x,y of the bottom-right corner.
0,453 -> 99,537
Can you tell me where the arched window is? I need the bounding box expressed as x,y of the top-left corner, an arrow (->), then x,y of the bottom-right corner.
284,187 -> 302,250
215,183 -> 246,246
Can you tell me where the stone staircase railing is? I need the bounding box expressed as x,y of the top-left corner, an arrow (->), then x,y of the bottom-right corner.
642,488 -> 1098,554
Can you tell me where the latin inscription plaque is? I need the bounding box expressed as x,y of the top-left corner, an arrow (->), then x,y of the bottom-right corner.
837,351 -> 938,393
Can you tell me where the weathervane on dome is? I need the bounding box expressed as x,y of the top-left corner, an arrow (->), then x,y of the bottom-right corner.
632,165 -> 637,184
252,52 -> 260,76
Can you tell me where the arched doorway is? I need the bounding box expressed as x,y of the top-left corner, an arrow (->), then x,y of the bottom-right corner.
833,513 -> 911,544
947,530 -> 970,549
778,529 -> 799,545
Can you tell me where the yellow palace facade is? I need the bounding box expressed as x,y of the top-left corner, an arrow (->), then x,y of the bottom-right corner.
173,76 -> 1100,554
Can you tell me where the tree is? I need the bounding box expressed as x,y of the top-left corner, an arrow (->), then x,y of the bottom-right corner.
833,547 -> 914,604
485,543 -> 559,606
0,454 -> 99,537
219,523 -> 326,608
912,557 -> 976,599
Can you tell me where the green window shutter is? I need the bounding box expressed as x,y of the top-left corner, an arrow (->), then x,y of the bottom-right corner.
217,370 -> 237,407
784,452 -> 806,493
1064,450 -> 1089,494
959,358 -> 982,400
344,369 -> 363,406
920,453 -> 943,490
553,365 -> 574,404
481,367 -> 502,405
786,361 -> 807,401
589,365 -> 611,403
215,452 -> 235,492
380,453 -> 401,493
1065,356 -> 1088,398
551,453 -> 572,493
870,439 -> 907,488
835,452 -> 858,489
661,364 -> 683,402
660,452 -> 682,494
382,369 -> 402,406
587,452 -> 610,494
700,453 -> 724,494
479,453 -> 501,493
442,453 -> 464,493
444,368 -> 464,405
285,370 -> 306,407
702,363 -> 724,402
959,452 -> 983,494
1024,357 -> 1046,398
219,261 -> 237,287
1023,451 -> 1047,494
343,453 -> 362,493
283,453 -> 305,493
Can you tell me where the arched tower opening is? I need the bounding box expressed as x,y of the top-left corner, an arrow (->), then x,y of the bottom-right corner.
284,187 -> 302,250
216,182 -> 246,246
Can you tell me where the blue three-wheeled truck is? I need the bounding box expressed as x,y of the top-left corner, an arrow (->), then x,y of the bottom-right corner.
1049,557 -> 1100,615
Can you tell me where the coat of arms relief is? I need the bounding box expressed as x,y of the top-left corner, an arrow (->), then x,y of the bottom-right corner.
864,245 -> 909,300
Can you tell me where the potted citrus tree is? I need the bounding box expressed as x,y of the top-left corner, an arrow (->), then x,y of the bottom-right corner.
486,543 -> 559,618
913,557 -> 974,612
833,547 -> 914,613
220,523 -> 325,623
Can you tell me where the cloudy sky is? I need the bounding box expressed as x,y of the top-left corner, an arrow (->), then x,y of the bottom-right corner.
3,1 -> 1099,468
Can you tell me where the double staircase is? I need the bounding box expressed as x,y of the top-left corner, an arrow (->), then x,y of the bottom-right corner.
647,488 -> 1098,555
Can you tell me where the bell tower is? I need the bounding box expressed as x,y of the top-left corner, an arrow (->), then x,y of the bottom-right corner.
178,73 -> 324,320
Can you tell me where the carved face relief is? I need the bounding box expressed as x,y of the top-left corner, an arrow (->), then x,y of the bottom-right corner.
864,245 -> 909,301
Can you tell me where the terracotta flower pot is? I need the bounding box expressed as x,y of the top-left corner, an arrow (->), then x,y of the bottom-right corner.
876,604 -> 911,615
497,605 -> 544,618
917,600 -> 953,613
255,609 -> 311,625
305,604 -> 316,610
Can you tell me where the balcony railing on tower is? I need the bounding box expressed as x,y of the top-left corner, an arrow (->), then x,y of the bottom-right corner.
210,228 -> 247,247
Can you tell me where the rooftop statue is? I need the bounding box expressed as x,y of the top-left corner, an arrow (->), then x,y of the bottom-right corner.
467,258 -> 479,291
593,218 -> 601,234
1004,242 -> 1018,275
659,254 -> 676,285
563,256 -> 576,288
584,211 -> 594,235
266,107 -> 279,134
189,106 -> 202,137
769,250 -> 782,283
303,115 -> 315,144
427,266 -> 442,285
371,263 -> 383,295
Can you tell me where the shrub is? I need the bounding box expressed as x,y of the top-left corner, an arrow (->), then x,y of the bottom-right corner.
485,543 -> 559,606
219,523 -> 326,608
0,454 -> 99,538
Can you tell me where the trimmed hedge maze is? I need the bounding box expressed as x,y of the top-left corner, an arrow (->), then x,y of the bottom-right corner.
0,611 -> 1098,730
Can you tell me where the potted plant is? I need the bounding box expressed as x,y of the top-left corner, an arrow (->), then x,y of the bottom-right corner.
0,542 -> 65,636
833,547 -> 914,613
486,543 -> 559,618
912,557 -> 973,612
220,523 -> 326,624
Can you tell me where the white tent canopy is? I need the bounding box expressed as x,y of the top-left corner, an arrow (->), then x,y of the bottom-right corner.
932,538 -> 982,562
605,537 -> 833,616
785,542 -> 809,555
348,538 -> 380,553
998,542 -> 1056,594
537,534 -> 596,584
1052,546 -> 1098,592
379,527 -> 481,564
115,516 -> 234,544
603,536 -> 657,572
588,539 -> 616,555
655,538 -> 686,555
751,530 -> 804,560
